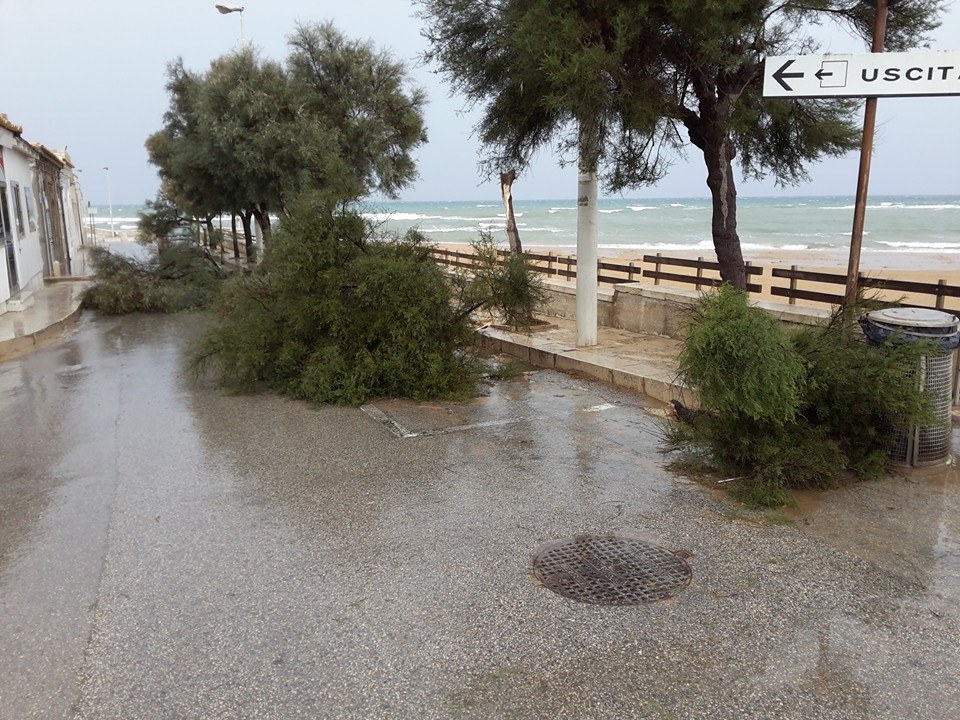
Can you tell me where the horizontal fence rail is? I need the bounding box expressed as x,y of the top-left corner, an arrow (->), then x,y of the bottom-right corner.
429,247 -> 960,313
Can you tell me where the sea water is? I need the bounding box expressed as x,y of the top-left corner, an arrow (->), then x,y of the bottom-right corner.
92,195 -> 960,256
365,195 -> 960,256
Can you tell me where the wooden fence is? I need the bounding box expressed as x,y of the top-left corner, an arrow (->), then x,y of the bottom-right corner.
429,247 -> 960,313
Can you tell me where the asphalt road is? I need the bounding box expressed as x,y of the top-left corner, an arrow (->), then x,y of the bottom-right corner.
1,312 -> 958,719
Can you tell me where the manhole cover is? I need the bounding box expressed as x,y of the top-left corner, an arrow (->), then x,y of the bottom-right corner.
531,535 -> 692,606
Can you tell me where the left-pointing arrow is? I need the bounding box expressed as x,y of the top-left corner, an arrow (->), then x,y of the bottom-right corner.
772,59 -> 804,92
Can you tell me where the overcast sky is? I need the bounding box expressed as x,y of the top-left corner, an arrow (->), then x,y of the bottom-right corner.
2,0 -> 958,205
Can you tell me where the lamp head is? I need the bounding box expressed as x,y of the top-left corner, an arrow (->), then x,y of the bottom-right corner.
215,4 -> 244,13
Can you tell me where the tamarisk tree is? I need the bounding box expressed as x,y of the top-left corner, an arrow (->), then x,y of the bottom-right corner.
147,22 -> 427,247
418,0 -> 942,289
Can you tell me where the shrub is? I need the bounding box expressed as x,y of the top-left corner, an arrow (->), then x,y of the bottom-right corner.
191,198 -> 545,405
465,234 -> 547,328
669,286 -> 935,506
82,244 -> 225,314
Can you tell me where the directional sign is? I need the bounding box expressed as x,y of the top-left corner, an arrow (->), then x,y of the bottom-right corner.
763,50 -> 960,98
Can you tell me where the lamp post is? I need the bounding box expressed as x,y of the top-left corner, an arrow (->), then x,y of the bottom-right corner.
102,166 -> 116,237
215,4 -> 245,45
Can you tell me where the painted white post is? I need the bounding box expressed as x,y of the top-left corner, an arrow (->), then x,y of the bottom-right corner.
576,171 -> 598,346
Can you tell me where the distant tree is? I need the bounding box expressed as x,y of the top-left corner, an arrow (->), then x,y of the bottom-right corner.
419,0 -> 942,289
136,190 -> 184,249
146,23 -> 427,250
286,22 -> 428,201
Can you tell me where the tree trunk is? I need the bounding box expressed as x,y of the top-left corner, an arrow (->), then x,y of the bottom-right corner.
500,171 -> 522,254
205,217 -> 216,249
239,211 -> 254,261
231,213 -> 240,259
253,206 -> 272,246
703,132 -> 747,291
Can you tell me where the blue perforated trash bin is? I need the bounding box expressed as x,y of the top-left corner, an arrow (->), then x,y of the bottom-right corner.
861,307 -> 960,467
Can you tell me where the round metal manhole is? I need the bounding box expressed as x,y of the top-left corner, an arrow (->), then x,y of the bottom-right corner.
531,535 -> 692,606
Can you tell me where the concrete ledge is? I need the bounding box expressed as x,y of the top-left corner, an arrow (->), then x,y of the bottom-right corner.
479,324 -> 694,406
541,281 -> 831,339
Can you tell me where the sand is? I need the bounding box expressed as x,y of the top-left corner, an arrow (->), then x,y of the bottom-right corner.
434,241 -> 960,313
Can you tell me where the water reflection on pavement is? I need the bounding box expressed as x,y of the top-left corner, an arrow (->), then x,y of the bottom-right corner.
1,312 -> 958,720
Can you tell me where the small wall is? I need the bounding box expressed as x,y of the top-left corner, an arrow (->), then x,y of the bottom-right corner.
540,279 -> 830,339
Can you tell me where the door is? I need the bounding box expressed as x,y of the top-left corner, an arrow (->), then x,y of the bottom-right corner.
0,184 -> 18,292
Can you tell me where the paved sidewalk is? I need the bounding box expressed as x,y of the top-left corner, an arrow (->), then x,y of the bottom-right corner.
0,280 -> 90,361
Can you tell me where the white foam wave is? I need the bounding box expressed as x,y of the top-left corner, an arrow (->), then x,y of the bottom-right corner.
823,204 -> 960,211
877,242 -> 960,250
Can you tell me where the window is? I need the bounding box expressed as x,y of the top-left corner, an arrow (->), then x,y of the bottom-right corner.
10,182 -> 24,235
24,187 -> 38,232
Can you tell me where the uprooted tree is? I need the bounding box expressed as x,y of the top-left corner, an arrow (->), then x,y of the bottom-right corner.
667,287 -> 936,506
418,0 -> 942,289
191,198 -> 545,405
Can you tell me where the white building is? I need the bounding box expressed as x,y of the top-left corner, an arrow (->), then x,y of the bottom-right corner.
0,113 -> 87,315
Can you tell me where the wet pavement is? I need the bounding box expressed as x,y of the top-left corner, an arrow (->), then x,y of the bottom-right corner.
1,312 -> 959,719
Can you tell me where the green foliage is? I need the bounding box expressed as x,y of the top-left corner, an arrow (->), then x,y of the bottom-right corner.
418,0 -> 943,287
146,23 -> 427,236
465,234 -> 547,328
679,286 -> 804,426
136,191 -> 184,248
191,200 -> 545,405
670,287 -> 937,506
82,245 -> 225,315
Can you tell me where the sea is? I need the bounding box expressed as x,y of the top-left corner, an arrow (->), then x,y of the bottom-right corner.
87,195 -> 960,258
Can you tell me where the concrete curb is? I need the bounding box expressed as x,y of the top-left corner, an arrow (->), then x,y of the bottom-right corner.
479,326 -> 691,406
0,285 -> 88,361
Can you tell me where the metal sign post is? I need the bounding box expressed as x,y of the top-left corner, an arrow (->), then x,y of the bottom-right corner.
762,0 -> 960,309
845,0 -> 889,309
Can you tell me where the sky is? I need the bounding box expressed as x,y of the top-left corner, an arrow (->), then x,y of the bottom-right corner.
2,0 -> 958,206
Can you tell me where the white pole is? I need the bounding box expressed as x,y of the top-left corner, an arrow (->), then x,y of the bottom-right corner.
576,170 -> 598,347
239,10 -> 245,45
102,166 -> 115,237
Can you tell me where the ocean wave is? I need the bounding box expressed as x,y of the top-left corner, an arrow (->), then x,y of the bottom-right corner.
627,206 -> 657,212
823,204 -> 960,211
548,207 -> 575,213
877,241 -> 960,250
599,209 -> 623,214
597,241 -> 716,252
370,212 -> 505,223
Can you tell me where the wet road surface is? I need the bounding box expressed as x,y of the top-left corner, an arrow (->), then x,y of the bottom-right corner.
1,312 -> 958,719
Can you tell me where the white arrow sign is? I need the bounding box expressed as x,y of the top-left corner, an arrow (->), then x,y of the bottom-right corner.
763,50 -> 960,98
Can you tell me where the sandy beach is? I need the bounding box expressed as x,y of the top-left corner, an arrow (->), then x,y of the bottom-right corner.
436,241 -> 960,313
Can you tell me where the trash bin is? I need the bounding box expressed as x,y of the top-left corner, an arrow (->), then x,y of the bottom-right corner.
861,307 -> 960,467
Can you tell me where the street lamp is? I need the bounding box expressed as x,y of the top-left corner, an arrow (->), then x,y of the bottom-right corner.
102,166 -> 116,237
215,4 -> 245,45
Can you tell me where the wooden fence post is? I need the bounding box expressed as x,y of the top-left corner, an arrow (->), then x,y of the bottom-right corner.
937,279 -> 946,309
654,253 -> 662,286
696,257 -> 704,291
627,261 -> 635,282
789,265 -> 798,305
547,252 -> 554,276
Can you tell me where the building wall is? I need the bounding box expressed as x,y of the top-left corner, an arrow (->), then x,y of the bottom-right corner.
2,139 -> 43,297
1,126 -> 44,307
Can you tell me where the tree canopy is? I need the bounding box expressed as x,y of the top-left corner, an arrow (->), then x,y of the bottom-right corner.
145,22 -> 427,243
419,0 -> 943,288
